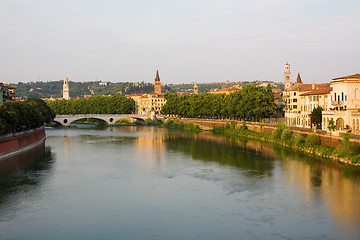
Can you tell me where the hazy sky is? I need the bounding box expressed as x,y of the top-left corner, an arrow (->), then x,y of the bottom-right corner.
1,0 -> 359,84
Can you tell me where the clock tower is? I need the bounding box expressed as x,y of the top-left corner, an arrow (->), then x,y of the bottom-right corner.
284,63 -> 291,90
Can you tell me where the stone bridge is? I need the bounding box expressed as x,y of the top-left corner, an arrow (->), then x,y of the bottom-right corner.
54,114 -> 155,126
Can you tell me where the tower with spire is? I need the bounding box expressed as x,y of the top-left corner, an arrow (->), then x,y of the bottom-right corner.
295,73 -> 302,85
63,77 -> 70,100
193,81 -> 198,94
154,70 -> 162,94
284,63 -> 291,90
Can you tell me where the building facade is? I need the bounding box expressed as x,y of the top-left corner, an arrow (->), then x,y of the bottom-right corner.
322,74 -> 360,132
283,63 -> 360,132
283,63 -> 332,128
128,70 -> 166,115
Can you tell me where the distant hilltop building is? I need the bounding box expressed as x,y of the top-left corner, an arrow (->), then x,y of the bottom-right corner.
99,81 -> 108,86
127,70 -> 166,115
63,77 -> 70,100
209,84 -> 242,94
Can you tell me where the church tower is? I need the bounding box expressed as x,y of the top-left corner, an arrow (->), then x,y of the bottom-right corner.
63,77 -> 70,100
284,63 -> 291,90
193,81 -> 198,94
154,70 -> 162,94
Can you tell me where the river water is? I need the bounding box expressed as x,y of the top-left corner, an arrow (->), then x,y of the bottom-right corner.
1,126 -> 360,240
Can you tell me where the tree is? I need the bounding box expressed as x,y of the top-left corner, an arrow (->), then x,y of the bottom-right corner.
327,118 -> 336,132
310,106 -> 323,129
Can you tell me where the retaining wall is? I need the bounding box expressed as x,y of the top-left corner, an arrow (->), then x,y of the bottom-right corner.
0,127 -> 46,159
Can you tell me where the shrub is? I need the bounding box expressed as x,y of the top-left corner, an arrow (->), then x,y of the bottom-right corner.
240,121 -> 247,131
349,142 -> 360,155
281,129 -> 292,141
272,123 -> 286,140
292,132 -> 305,146
342,133 -> 350,150
272,128 -> 282,140
305,134 -> 321,147
230,121 -> 238,129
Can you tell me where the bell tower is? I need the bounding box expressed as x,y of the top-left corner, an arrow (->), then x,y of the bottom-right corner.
284,63 -> 291,90
154,70 -> 162,94
63,77 -> 70,100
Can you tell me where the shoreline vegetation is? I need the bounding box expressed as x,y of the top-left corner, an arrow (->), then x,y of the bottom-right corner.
210,121 -> 360,166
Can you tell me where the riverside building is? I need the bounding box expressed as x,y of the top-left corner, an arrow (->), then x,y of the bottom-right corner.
283,63 -> 360,132
128,70 -> 166,115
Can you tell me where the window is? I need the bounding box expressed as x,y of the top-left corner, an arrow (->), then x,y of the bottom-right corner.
294,92 -> 296,96
342,92 -> 344,101
293,105 -> 297,109
293,99 -> 297,102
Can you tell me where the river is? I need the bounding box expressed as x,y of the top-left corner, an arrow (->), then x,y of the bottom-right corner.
0,126 -> 360,240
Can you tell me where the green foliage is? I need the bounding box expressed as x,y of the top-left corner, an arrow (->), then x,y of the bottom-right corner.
272,128 -> 282,140
163,120 -> 200,132
349,142 -> 360,155
46,95 -> 134,115
272,124 -> 286,140
292,132 -> 305,146
310,106 -> 323,129
0,99 -> 55,135
240,121 -> 248,131
281,129 -> 292,141
327,118 -> 336,131
161,84 -> 276,120
13,81 -> 155,99
342,133 -> 350,150
305,134 -> 321,147
230,121 -> 238,129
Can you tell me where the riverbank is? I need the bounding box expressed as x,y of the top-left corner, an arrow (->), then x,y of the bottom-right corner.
164,118 -> 360,167
0,127 -> 46,160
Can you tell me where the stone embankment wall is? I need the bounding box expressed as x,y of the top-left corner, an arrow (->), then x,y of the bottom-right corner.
177,118 -> 348,150
0,127 -> 46,159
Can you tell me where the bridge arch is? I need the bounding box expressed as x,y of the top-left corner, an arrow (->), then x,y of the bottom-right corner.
54,114 -> 153,126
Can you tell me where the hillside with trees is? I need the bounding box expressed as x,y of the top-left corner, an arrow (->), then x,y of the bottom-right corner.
11,80 -> 283,99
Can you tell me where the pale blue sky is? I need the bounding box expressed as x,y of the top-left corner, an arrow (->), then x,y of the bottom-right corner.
1,0 -> 359,84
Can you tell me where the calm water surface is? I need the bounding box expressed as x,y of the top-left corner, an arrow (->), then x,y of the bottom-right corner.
1,126 -> 360,240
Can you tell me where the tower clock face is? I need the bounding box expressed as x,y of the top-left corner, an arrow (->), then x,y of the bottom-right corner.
285,83 -> 290,88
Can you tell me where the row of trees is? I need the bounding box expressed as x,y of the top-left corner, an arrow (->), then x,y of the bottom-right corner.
0,99 -> 55,135
46,95 -> 135,115
161,84 -> 276,120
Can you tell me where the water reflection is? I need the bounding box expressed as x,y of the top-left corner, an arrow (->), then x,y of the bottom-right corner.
165,131 -> 275,178
1,127 -> 360,239
0,143 -> 54,210
164,130 -> 360,238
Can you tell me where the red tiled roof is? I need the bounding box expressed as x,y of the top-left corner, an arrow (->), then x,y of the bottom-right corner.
300,87 -> 332,96
332,73 -> 360,80
286,84 -> 312,92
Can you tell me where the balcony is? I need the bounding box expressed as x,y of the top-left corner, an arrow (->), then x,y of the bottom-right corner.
351,112 -> 360,116
332,101 -> 344,105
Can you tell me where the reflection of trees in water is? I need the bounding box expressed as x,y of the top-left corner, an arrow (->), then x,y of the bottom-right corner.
0,145 -> 54,205
165,132 -> 275,178
272,145 -> 360,181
